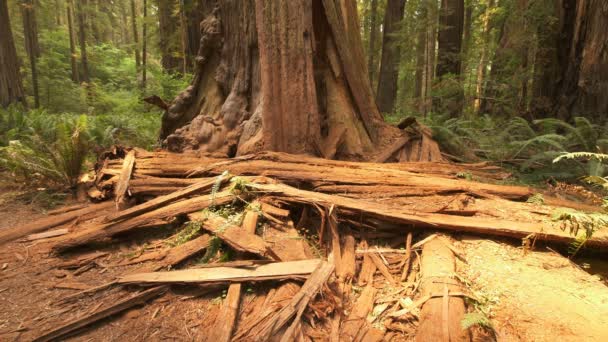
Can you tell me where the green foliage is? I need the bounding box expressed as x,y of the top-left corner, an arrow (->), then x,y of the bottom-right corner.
552,209 -> 608,256
170,221 -> 203,246
461,312 -> 494,331
526,193 -> 544,205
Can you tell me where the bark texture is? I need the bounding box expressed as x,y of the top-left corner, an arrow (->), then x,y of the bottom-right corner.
21,0 -> 40,108
0,0 -> 26,108
552,0 -> 608,122
376,0 -> 407,114
435,0 -> 465,117
158,0 -> 182,73
160,0 -> 391,160
67,0 -> 79,83
367,0 -> 379,87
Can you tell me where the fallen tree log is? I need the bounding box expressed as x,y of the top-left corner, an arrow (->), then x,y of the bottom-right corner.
51,190 -> 235,252
117,259 -> 322,285
94,150 -> 600,211
248,182 -> 608,248
416,237 -> 469,341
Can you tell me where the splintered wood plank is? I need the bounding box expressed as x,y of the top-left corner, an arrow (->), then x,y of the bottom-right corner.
358,241 -> 377,286
209,283 -> 242,342
118,259 -> 322,285
340,285 -> 376,340
189,212 -> 275,259
338,229 -> 356,282
129,234 -> 212,273
373,135 -> 412,162
33,286 -> 167,342
104,176 -> 224,223
242,202 -> 260,234
25,228 -> 69,241
0,201 -> 114,246
114,150 -> 136,209
401,232 -> 413,281
52,191 -> 234,252
233,261 -> 334,341
369,252 -> 397,286
416,238 -> 469,342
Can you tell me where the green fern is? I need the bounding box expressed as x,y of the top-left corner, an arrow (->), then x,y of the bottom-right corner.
210,170 -> 229,208
461,312 -> 494,331
552,209 -> 608,256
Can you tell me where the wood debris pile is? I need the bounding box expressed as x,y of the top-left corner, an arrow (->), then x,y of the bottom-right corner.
2,147 -> 605,341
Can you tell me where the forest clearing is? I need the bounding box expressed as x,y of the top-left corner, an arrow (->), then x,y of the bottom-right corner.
1,0 -> 608,341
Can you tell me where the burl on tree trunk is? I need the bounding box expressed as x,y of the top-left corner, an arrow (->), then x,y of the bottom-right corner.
157,0 -> 442,162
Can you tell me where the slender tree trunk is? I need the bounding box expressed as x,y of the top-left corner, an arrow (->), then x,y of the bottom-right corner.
414,2 -> 427,108
179,0 -> 188,74
425,0 -> 438,116
367,0 -> 378,88
21,0 -> 40,108
67,0 -> 79,83
131,0 -> 141,69
158,0 -> 181,73
120,0 -> 131,46
435,0 -> 465,117
530,0 -> 559,118
142,0 -> 147,90
474,0 -> 494,114
76,0 -> 90,84
376,0 -> 407,114
55,0 -> 63,26
0,0 -> 26,108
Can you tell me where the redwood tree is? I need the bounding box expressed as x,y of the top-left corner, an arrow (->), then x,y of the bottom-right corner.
158,0 -> 181,73
376,0 -> 406,114
158,0 -> 443,162
21,0 -> 40,108
435,0 -> 464,117
550,0 -> 608,122
0,0 -> 26,108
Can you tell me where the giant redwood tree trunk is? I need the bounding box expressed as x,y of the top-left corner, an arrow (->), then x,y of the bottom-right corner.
0,0 -> 26,108
435,0 -> 464,117
552,0 -> 608,122
160,0 -> 406,161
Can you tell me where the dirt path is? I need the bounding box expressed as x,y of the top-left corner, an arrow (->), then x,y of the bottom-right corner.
458,237 -> 608,341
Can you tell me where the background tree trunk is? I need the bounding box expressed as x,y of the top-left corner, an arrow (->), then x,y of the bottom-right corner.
142,0 -> 147,90
158,0 -> 181,73
21,0 -> 40,108
160,0 -> 390,160
67,0 -> 79,83
367,0 -> 378,89
130,0 -> 141,69
435,0 -> 464,117
376,0 -> 407,114
425,0 -> 438,116
552,0 -> 608,122
76,0 -> 90,84
474,0 -> 494,114
0,0 -> 26,108
414,1 -> 427,109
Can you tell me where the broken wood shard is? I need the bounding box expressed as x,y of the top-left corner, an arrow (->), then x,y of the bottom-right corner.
118,259 -> 323,285
210,283 -> 242,342
114,150 -> 136,209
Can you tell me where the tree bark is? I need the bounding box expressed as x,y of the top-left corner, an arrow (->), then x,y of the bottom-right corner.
435,0 -> 465,117
142,0 -> 147,90
481,0 -> 528,116
77,0 -> 90,84
425,0 -> 438,116
160,0 -> 394,160
67,0 -> 79,83
551,0 -> 608,122
130,0 -> 141,69
158,0 -> 181,73
473,0 -> 494,114
376,0 -> 406,114
0,0 -> 26,108
119,0 -> 131,46
414,2 -> 427,109
367,0 -> 378,88
21,0 -> 40,108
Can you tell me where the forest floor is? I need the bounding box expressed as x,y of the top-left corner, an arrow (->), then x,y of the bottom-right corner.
1,174 -> 608,341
